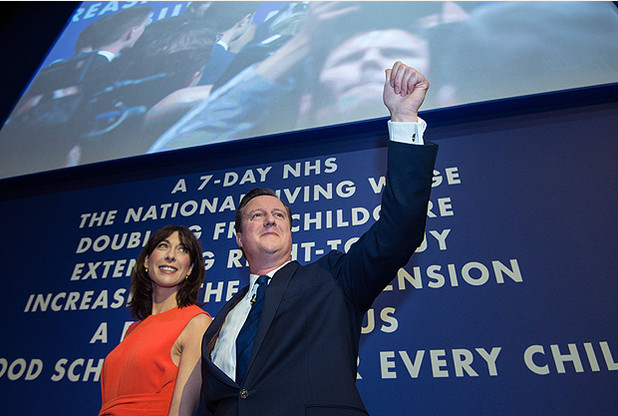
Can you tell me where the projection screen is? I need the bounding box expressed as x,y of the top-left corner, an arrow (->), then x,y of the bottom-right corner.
0,1 -> 616,179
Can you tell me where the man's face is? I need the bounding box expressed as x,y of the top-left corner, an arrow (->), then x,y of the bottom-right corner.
236,195 -> 293,267
318,29 -> 430,121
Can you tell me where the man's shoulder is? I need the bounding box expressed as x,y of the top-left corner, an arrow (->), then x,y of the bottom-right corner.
295,250 -> 345,273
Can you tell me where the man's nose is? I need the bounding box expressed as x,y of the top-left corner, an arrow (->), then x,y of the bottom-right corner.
263,214 -> 276,226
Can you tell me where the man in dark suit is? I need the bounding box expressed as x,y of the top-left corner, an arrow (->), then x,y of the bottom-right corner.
0,6 -> 152,176
198,61 -> 438,416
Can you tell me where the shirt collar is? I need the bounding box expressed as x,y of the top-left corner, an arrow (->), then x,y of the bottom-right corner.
249,260 -> 290,288
97,50 -> 116,62
217,40 -> 229,51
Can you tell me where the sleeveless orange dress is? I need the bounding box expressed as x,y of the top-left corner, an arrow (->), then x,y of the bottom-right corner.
99,305 -> 209,415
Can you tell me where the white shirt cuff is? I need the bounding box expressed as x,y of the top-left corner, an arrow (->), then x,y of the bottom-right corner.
388,117 -> 426,145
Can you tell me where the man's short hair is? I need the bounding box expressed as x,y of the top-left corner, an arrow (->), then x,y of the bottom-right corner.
89,5 -> 153,50
235,188 -> 293,233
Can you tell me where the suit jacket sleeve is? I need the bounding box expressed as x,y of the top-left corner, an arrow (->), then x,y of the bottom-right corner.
326,140 -> 438,313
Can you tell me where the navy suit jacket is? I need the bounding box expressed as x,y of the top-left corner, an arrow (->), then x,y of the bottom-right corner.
201,141 -> 438,416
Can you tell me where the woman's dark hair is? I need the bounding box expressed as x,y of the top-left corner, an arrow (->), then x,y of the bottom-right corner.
111,16 -> 217,108
121,16 -> 216,81
128,225 -> 205,320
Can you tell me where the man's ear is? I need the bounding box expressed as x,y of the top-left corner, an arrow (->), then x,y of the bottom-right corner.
126,24 -> 142,42
123,28 -> 133,42
235,232 -> 243,248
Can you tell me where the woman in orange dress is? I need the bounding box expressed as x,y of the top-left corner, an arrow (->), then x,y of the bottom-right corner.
99,225 -> 212,416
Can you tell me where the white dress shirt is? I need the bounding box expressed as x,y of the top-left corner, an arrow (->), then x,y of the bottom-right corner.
388,117 -> 426,145
211,262 -> 288,381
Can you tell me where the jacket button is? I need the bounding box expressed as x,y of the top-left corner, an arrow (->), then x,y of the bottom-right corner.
240,389 -> 249,399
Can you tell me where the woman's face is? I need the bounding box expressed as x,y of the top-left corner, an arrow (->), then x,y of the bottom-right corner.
144,231 -> 193,291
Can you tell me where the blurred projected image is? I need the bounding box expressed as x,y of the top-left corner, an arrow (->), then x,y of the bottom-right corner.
1,1 -> 617,179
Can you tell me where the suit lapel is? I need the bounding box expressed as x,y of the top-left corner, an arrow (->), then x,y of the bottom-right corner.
245,261 -> 300,379
202,287 -> 248,386
204,287 -> 249,353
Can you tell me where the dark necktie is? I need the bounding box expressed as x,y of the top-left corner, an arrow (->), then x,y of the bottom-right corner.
235,274 -> 269,382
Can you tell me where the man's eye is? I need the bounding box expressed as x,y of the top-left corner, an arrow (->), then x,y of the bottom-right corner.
252,213 -> 262,219
275,212 -> 284,218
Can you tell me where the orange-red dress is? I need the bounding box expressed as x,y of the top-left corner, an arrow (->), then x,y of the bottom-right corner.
99,305 -> 208,416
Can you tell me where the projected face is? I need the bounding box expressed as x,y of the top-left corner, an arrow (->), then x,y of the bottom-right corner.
318,29 -> 429,120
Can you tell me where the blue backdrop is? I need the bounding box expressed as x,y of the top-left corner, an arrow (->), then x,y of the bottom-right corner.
0,95 -> 616,414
